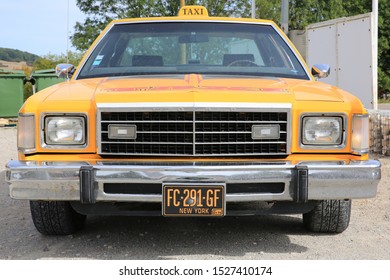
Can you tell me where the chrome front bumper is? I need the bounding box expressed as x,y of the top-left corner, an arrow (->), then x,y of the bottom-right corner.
5,160 -> 381,203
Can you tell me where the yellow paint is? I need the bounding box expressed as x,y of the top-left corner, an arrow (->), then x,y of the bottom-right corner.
178,6 -> 209,17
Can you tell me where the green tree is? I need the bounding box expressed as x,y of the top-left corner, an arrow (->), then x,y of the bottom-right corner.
185,0 -> 249,17
0,48 -> 39,65
72,0 -> 171,51
70,0 -> 389,94
289,0 -> 347,30
22,65 -> 33,101
342,0 -> 371,15
253,0 -> 281,23
71,0 -> 250,52
378,0 -> 390,95
33,51 -> 84,70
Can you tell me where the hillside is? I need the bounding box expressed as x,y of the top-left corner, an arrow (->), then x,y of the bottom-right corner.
0,48 -> 40,65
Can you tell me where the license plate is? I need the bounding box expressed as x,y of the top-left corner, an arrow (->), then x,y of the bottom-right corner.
163,184 -> 225,217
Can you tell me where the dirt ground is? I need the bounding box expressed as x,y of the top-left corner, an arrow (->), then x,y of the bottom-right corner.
0,126 -> 389,260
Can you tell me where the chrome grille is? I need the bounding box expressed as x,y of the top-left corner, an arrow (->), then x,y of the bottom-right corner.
99,109 -> 289,156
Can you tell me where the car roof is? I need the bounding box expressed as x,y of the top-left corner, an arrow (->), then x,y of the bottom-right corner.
109,5 -> 276,26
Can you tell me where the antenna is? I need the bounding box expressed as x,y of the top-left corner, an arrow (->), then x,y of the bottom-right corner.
66,0 -> 70,64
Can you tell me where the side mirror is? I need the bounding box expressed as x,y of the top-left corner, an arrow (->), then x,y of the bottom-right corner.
311,64 -> 330,79
55,63 -> 75,79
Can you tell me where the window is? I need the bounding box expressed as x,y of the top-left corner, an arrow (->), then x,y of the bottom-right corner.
78,22 -> 308,80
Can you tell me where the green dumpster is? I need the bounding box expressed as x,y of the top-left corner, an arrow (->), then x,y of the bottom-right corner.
32,69 -> 65,93
0,70 -> 26,117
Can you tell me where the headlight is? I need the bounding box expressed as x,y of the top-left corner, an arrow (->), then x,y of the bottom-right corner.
352,114 -> 369,154
18,114 -> 36,153
45,116 -> 86,145
302,116 -> 343,145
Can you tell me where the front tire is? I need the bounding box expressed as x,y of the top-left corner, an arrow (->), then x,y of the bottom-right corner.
30,201 -> 86,235
303,200 -> 351,233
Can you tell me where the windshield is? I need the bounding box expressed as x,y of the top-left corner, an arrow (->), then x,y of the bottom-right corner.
77,22 -> 309,80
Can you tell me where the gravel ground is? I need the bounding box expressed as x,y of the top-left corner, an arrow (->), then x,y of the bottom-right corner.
0,126 -> 389,260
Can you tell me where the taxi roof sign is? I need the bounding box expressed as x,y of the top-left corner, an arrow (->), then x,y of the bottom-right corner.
178,6 -> 209,17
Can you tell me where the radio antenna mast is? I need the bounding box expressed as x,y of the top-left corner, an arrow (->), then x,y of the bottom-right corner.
66,0 -> 70,64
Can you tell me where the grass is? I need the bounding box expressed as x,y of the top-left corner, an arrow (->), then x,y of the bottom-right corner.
378,98 -> 390,104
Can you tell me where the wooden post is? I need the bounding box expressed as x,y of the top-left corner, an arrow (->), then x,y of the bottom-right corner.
281,0 -> 289,35
180,0 -> 186,64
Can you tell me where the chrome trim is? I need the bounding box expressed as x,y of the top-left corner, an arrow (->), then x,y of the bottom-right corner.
299,113 -> 348,150
192,110 -> 196,155
44,116 -> 86,145
311,64 -> 331,79
40,113 -> 89,150
97,103 -> 292,156
96,102 -> 292,110
55,63 -> 75,79
74,20 -> 311,81
6,159 -> 381,202
19,148 -> 37,155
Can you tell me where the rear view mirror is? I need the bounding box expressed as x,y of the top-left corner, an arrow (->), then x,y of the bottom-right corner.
55,63 -> 75,79
311,64 -> 330,79
179,33 -> 209,44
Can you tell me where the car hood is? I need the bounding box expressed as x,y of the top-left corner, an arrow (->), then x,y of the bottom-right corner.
37,74 -> 346,107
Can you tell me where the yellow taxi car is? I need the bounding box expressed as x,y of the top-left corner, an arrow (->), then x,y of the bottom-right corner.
6,6 -> 381,235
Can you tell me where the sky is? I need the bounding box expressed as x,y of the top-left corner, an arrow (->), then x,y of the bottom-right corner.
0,0 -> 86,56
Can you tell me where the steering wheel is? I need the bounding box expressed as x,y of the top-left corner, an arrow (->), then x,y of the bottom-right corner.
227,60 -> 258,67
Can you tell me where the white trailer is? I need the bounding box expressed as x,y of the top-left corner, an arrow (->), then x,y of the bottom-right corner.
304,13 -> 377,109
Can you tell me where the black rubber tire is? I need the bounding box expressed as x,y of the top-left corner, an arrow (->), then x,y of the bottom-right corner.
303,200 -> 351,233
30,201 -> 86,235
